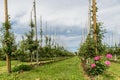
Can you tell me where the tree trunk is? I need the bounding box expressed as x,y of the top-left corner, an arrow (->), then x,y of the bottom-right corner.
6,54 -> 11,73
30,51 -> 33,65
114,54 -> 117,61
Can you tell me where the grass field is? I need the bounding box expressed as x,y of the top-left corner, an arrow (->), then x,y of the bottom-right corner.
108,62 -> 120,79
0,57 -> 120,80
0,57 -> 85,80
0,57 -> 66,74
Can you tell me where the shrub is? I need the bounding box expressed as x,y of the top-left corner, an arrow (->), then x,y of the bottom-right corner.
87,54 -> 112,76
12,64 -> 32,72
88,62 -> 106,76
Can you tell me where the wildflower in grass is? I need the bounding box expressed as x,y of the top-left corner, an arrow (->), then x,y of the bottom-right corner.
94,56 -> 101,61
105,60 -> 111,66
91,63 -> 96,68
106,54 -> 112,59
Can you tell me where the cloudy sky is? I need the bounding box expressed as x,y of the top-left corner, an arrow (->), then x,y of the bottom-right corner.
0,0 -> 120,52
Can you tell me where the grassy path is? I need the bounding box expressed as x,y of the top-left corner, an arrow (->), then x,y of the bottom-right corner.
107,62 -> 120,79
109,62 -> 120,76
0,57 -> 85,80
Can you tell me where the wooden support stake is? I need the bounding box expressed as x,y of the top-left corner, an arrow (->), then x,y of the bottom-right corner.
92,0 -> 97,54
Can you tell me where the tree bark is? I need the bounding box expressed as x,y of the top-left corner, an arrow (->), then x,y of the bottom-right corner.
30,52 -> 33,65
6,54 -> 11,73
4,0 -> 11,73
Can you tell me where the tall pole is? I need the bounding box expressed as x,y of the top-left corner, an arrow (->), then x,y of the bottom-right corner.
33,0 -> 39,65
81,27 -> 84,44
83,26 -> 86,41
4,0 -> 8,23
92,0 -> 97,54
53,30 -> 56,47
112,32 -> 113,47
40,16 -> 43,47
54,28 -> 57,48
88,0 -> 91,34
33,0 -> 37,42
30,11 -> 34,65
46,22 -> 48,36
45,22 -> 48,46
80,30 -> 83,45
4,0 -> 11,73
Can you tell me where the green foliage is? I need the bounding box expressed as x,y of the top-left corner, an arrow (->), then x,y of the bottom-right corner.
88,62 -> 106,76
79,22 -> 106,58
2,33 -> 16,55
40,45 -> 73,58
12,64 -> 32,72
79,14 -> 108,78
0,48 -> 5,60
96,23 -> 106,55
2,17 -> 11,29
107,48 -> 114,54
25,24 -> 38,53
113,44 -> 120,55
29,19 -> 34,28
106,44 -> 120,56
12,49 -> 29,62
79,34 -> 96,59
0,18 -> 16,55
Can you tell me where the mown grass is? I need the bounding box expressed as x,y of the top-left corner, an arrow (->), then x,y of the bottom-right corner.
107,62 -> 120,79
0,57 -> 68,74
0,57 -> 85,80
1,57 -> 120,80
0,61 -> 20,67
95,62 -> 120,80
0,61 -> 28,74
109,62 -> 120,75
